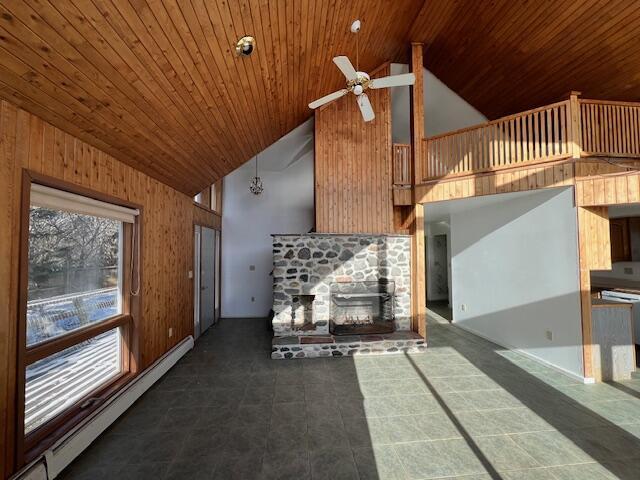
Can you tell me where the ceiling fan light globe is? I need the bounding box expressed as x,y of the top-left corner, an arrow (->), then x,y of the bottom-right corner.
353,84 -> 364,95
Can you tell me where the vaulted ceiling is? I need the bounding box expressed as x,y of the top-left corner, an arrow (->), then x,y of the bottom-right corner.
411,0 -> 640,120
1,1 -> 639,195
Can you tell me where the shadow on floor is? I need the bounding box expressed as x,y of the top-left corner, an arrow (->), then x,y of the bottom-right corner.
58,317 -> 640,479
417,317 -> 640,479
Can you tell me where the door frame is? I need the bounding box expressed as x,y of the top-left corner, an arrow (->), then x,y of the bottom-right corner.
193,225 -> 202,339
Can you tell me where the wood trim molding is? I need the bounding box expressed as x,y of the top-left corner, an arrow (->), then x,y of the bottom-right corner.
25,315 -> 132,366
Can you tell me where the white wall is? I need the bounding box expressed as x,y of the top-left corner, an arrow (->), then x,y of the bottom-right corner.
442,187 -> 585,378
390,64 -> 487,142
222,120 -> 315,318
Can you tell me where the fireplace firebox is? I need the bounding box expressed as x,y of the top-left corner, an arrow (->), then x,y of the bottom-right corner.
330,281 -> 395,335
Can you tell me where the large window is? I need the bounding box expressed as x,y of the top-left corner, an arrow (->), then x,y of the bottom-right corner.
21,183 -> 139,450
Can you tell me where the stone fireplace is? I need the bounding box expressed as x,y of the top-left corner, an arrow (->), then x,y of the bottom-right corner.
329,280 -> 395,335
271,234 -> 411,337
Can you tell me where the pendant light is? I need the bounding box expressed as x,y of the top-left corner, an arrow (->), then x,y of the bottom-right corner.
249,154 -> 264,195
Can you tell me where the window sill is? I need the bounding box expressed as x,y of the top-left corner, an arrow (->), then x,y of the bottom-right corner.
24,371 -> 136,463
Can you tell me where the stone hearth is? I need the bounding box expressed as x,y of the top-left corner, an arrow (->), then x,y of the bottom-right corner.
271,234 -> 411,340
271,331 -> 425,359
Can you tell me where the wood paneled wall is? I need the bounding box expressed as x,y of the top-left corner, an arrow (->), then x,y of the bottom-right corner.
314,65 -> 394,234
417,161 -> 575,204
0,99 -> 216,477
575,159 -> 640,207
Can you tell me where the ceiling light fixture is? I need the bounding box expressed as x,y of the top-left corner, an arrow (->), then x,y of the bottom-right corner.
249,154 -> 264,195
235,36 -> 256,57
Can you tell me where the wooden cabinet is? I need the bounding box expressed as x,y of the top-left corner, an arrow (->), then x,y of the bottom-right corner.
610,218 -> 630,262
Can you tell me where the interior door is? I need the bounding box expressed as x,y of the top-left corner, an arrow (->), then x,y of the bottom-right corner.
431,234 -> 449,299
200,227 -> 216,333
193,225 -> 202,339
214,230 -> 221,323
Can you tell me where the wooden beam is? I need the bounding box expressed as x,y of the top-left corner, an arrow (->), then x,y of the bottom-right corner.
412,204 -> 426,337
576,205 -> 611,381
410,43 -> 425,183
410,43 -> 427,337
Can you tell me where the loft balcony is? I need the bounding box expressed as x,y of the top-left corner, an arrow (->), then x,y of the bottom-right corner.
393,95 -> 640,188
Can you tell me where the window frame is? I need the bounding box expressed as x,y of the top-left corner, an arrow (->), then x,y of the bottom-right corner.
16,172 -> 142,465
210,180 -> 223,214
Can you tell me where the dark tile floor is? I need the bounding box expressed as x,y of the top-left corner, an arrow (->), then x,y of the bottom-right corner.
61,316 -> 640,480
426,301 -> 452,322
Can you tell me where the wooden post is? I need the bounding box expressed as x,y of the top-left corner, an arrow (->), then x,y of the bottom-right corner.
576,205 -> 611,382
569,91 -> 582,159
411,204 -> 426,337
410,43 -> 427,338
410,43 -> 425,183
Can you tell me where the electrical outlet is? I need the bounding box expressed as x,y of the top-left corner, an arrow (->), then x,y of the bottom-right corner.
460,304 -> 466,312
545,330 -> 553,341
624,267 -> 634,275
169,327 -> 173,338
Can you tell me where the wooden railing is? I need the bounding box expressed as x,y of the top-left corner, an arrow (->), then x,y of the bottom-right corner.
423,100 -> 574,181
399,96 -> 640,185
393,143 -> 412,185
581,100 -> 640,158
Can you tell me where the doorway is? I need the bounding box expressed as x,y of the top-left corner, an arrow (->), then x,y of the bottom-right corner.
194,225 -> 221,338
426,221 -> 452,322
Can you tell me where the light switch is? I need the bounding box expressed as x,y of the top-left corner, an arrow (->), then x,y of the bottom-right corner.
249,265 -> 256,271
188,270 -> 193,279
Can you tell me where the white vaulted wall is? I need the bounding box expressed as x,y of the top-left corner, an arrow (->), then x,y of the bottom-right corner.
221,120 -> 315,317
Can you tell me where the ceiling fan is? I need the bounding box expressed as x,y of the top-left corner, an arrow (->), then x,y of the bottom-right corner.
308,20 -> 416,122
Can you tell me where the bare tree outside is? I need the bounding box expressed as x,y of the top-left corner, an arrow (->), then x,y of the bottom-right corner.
27,207 -> 121,345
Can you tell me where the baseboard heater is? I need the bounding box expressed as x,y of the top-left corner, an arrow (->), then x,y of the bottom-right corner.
12,336 -> 194,480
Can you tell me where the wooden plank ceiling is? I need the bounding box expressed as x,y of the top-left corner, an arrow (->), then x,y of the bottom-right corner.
1,1 -> 639,195
0,0 -> 421,195
410,0 -> 640,120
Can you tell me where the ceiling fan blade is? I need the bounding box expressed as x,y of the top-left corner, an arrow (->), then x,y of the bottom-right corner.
308,89 -> 349,109
333,56 -> 358,81
369,73 -> 416,89
357,93 -> 375,122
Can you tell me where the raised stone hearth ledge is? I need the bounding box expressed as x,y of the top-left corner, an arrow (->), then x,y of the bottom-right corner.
271,331 -> 426,359
272,233 -> 411,337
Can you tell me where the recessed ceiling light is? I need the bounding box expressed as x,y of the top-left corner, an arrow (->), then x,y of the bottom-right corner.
235,36 -> 255,57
